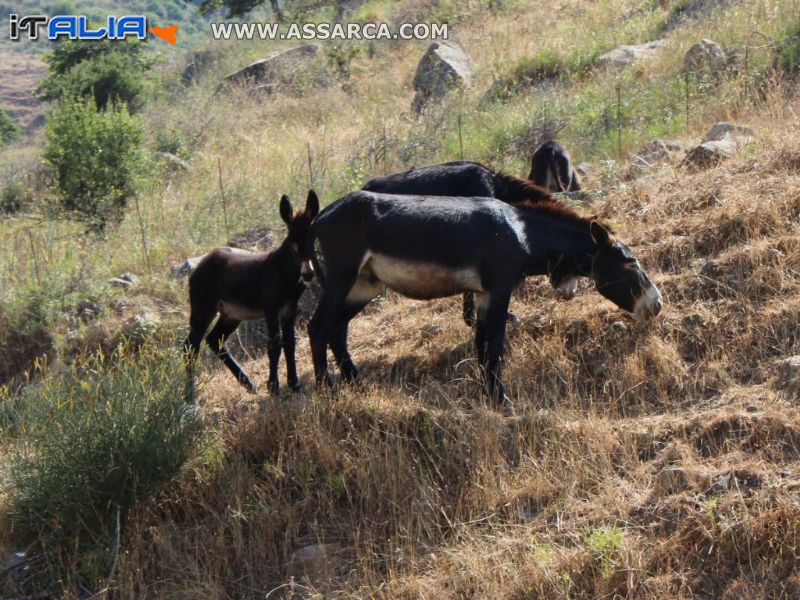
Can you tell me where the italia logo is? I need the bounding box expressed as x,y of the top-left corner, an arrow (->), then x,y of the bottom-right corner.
8,14 -> 178,44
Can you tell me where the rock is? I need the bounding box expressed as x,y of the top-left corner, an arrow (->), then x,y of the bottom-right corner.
121,312 -> 160,344
576,162 -> 593,177
412,41 -> 473,113
682,123 -> 753,171
290,544 -> 339,577
684,38 -> 727,77
77,299 -> 102,323
705,471 -> 763,494
701,122 -> 754,145
223,44 -> 321,88
156,151 -> 191,171
610,321 -> 628,334
627,139 -> 689,177
171,248 -> 252,279
682,141 -> 733,170
777,356 -> 800,394
655,467 -> 689,495
108,272 -> 139,289
596,39 -> 668,69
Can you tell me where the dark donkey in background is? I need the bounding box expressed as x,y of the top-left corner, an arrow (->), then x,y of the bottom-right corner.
184,191 -> 320,396
363,161 -> 564,325
529,141 -> 581,193
308,192 -> 662,414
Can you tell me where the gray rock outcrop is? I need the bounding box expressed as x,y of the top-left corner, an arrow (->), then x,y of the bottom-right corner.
412,41 -> 473,113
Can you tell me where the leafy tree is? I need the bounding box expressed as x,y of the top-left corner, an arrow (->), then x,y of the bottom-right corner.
43,98 -> 146,232
0,108 -> 23,145
36,38 -> 152,110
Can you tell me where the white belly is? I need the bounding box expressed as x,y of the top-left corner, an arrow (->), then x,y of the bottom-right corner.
218,301 -> 262,321
364,253 -> 483,300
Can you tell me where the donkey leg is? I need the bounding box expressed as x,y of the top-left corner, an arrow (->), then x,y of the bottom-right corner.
264,312 -> 282,396
330,314 -> 359,382
206,317 -> 255,392
473,292 -> 490,367
483,291 -> 514,413
309,288 -> 348,387
309,266 -> 362,386
462,293 -> 476,327
279,304 -> 300,391
330,278 -> 382,382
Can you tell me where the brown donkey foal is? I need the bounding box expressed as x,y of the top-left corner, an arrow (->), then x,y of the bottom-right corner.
184,191 -> 320,396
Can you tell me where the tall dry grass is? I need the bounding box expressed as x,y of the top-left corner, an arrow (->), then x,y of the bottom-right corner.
2,0 -> 800,597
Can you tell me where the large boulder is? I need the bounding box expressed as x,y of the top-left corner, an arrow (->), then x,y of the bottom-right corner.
683,38 -> 726,77
596,39 -> 668,69
701,122 -> 754,144
682,122 -> 754,171
412,41 -> 473,113
223,44 -> 321,88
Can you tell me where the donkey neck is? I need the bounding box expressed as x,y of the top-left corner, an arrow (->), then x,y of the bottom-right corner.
520,210 -> 598,277
269,239 -> 302,281
491,171 -> 552,204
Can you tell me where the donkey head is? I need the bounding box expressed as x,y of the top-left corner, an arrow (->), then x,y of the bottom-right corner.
588,221 -> 662,319
280,190 -> 320,282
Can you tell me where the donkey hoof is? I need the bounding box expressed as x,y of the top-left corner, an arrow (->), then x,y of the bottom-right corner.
498,396 -> 516,417
268,381 -> 280,396
288,381 -> 302,393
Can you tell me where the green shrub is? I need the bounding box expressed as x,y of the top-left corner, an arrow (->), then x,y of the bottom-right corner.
37,38 -> 152,110
0,181 -> 26,213
778,23 -> 800,74
0,107 -> 22,145
43,98 -> 147,232
4,348 -> 202,583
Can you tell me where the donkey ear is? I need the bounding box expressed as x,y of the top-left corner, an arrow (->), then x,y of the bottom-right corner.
305,189 -> 320,219
279,194 -> 294,224
590,220 -> 612,246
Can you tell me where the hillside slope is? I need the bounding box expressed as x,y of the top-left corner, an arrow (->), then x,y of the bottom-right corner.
2,0 -> 800,597
110,108 -> 800,598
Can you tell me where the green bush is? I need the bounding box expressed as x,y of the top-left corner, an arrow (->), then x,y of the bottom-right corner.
4,348 -> 202,582
778,23 -> 800,74
43,98 -> 147,232
0,181 -> 26,213
37,38 -> 152,110
0,107 -> 23,145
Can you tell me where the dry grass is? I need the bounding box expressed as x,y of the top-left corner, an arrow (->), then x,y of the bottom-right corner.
2,0 -> 800,597
94,102 -> 800,598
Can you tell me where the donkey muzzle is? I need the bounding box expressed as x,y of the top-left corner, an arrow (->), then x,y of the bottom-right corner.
554,277 -> 578,300
634,284 -> 663,320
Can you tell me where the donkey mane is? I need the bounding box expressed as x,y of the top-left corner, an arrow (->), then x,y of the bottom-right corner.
486,166 -> 553,204
516,198 -> 615,234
